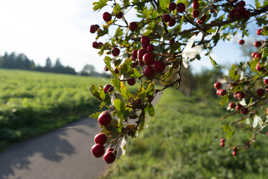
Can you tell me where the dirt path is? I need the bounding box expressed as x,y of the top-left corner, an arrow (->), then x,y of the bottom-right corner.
0,119 -> 107,179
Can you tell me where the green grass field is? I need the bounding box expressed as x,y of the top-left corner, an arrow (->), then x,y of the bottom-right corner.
104,88 -> 268,179
0,69 -> 107,151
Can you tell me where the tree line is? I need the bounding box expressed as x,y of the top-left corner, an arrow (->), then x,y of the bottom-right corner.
0,52 -> 110,77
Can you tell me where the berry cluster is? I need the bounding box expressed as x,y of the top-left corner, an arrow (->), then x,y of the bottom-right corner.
229,1 -> 250,20
90,111 -> 117,164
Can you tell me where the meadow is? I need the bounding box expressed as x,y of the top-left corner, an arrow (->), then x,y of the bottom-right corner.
104,88 -> 268,179
0,69 -> 107,151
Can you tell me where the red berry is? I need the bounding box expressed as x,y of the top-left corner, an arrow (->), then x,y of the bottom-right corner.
264,79 -> 268,85
216,89 -> 226,96
197,19 -> 203,24
233,146 -> 238,152
92,41 -> 99,49
169,2 -> 176,11
141,36 -> 150,48
143,66 -> 155,79
240,107 -> 249,115
238,39 -> 245,45
193,2 -> 199,9
103,151 -> 116,164
232,151 -> 237,156
103,12 -> 112,22
168,18 -> 176,27
91,144 -> 105,158
162,14 -> 171,23
220,138 -> 225,143
176,3 -> 185,13
146,44 -> 154,52
104,84 -> 113,93
254,41 -> 262,48
257,88 -> 265,97
256,29 -> 262,35
116,12 -> 123,19
112,47 -> 120,56
90,25 -> 99,33
193,10 -> 199,18
153,61 -> 166,73
138,48 -> 147,60
235,104 -> 242,112
229,102 -> 236,109
220,142 -> 225,147
94,133 -> 107,145
104,66 -> 108,72
254,52 -> 261,59
127,78 -> 136,86
114,68 -> 119,73
98,42 -> 103,48
132,50 -> 138,60
234,91 -> 245,100
143,53 -> 154,65
237,1 -> 245,7
214,82 -> 222,89
129,22 -> 137,31
98,111 -> 112,126
251,52 -> 257,58
256,62 -> 262,71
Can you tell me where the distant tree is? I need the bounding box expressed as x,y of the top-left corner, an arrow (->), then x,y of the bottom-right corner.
45,58 -> 53,69
81,64 -> 96,76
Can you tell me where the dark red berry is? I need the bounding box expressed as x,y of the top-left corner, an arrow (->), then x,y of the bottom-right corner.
153,61 -> 165,73
103,151 -> 116,164
143,53 -> 154,65
129,22 -> 137,31
193,2 -> 199,9
234,91 -> 245,100
220,138 -> 225,143
264,79 -> 268,85
114,68 -> 119,73
193,10 -> 199,18
239,39 -> 245,45
254,41 -> 262,48
240,107 -> 249,115
256,62 -> 262,71
94,133 -> 107,145
254,52 -> 261,59
162,14 -> 171,23
98,42 -> 103,48
90,25 -> 99,33
229,102 -> 236,109
257,88 -> 265,97
143,66 -> 155,79
168,18 -> 176,27
112,47 -> 120,56
169,2 -> 176,11
216,89 -> 226,96
141,36 -> 150,48
104,84 -> 113,93
104,66 -> 108,71
127,78 -> 136,86
176,3 -> 185,13
237,1 -> 245,7
92,41 -> 99,49
103,12 -> 112,22
138,48 -> 147,60
251,52 -> 257,58
116,12 -> 123,19
256,29 -> 262,35
98,111 -> 112,126
232,151 -> 237,156
91,144 -> 105,158
132,50 -> 138,60
146,44 -> 154,52
235,104 -> 242,112
214,82 -> 222,89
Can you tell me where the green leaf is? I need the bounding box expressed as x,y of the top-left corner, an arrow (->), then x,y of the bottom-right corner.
93,0 -> 108,11
255,0 -> 261,8
159,0 -> 170,9
145,104 -> 155,117
209,55 -> 219,68
90,85 -> 100,99
114,99 -> 122,112
222,124 -> 235,139
113,3 -> 121,14
219,95 -> 229,106
99,89 -> 106,100
112,76 -> 121,90
90,111 -> 101,119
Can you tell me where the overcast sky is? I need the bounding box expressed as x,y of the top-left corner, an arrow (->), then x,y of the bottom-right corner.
0,0 -> 262,73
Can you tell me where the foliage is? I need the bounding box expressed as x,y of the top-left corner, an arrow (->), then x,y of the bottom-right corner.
89,0 -> 267,162
0,69 -> 107,151
103,89 -> 268,179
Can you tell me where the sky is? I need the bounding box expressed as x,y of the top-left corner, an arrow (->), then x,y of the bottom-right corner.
0,0 -> 263,73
